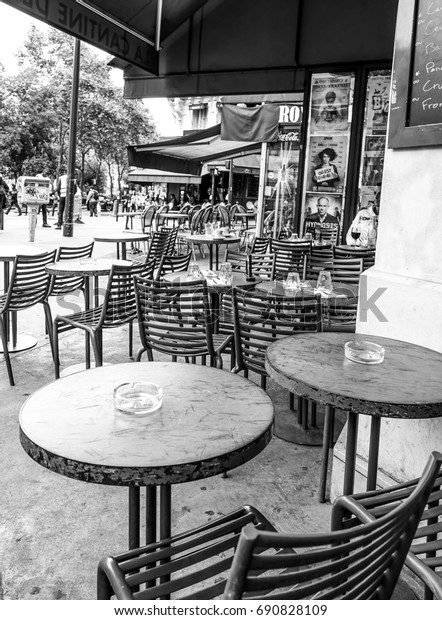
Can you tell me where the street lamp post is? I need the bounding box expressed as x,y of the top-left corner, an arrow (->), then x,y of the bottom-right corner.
63,37 -> 81,238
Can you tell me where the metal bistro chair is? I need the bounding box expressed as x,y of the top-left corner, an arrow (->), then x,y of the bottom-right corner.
0,251 -> 57,386
334,245 -> 376,270
134,277 -> 233,369
250,237 -> 269,254
232,286 -> 321,390
47,242 -> 94,299
332,453 -> 442,600
53,261 -> 155,378
156,251 -> 192,280
97,452 -> 442,600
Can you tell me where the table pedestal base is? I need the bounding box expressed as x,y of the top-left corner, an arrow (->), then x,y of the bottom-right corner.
267,381 -> 345,446
0,334 -> 37,354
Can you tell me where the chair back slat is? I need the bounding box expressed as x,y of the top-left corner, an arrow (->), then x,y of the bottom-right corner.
250,237 -> 269,254
101,262 -> 155,327
48,242 -> 94,297
223,452 -> 442,600
134,277 -> 215,360
5,251 -> 57,311
233,288 -> 322,377
334,246 -> 376,269
157,252 -> 192,279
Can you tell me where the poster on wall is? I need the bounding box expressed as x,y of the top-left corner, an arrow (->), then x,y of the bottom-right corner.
306,135 -> 348,193
359,186 -> 379,211
302,192 -> 343,232
365,74 -> 390,135
310,76 -> 351,134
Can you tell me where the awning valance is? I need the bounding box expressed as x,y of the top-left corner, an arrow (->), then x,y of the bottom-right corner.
128,125 -> 261,176
127,168 -> 201,185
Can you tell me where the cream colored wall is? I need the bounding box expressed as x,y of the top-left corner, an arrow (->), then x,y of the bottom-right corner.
331,144 -> 442,496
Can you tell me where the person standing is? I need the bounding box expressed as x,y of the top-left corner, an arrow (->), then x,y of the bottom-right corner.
0,175 -> 10,230
4,184 -> 22,215
0,175 -> 10,210
54,166 -> 77,229
86,186 -> 99,217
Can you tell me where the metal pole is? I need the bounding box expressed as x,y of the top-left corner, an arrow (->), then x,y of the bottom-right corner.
63,38 -> 81,238
256,142 -> 268,237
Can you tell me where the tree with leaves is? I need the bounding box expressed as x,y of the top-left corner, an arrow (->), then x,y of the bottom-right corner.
0,25 -> 158,194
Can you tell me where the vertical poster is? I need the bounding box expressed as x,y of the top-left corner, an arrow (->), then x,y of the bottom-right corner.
310,76 -> 351,134
365,75 -> 390,135
303,192 -> 343,234
362,135 -> 385,187
306,135 -> 348,193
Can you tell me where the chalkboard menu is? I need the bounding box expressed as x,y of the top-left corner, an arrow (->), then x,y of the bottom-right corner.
389,0 -> 442,147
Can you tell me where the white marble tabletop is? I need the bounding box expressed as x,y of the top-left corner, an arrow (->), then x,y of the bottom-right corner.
0,244 -> 51,261
20,362 -> 274,486
265,332 -> 442,419
46,258 -> 132,276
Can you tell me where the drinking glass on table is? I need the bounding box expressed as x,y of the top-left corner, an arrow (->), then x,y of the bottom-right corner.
204,223 -> 213,236
218,262 -> 233,285
305,232 -> 313,241
284,271 -> 301,291
188,263 -> 202,280
350,225 -> 361,246
316,270 -> 333,293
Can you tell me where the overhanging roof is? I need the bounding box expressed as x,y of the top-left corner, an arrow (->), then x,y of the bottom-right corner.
128,124 -> 261,176
127,168 -> 201,184
4,0 -> 399,98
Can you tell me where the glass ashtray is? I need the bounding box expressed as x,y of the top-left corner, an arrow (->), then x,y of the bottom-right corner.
345,340 -> 385,365
113,382 -> 163,415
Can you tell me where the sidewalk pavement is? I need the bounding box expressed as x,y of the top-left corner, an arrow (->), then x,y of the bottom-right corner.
0,209 -> 417,599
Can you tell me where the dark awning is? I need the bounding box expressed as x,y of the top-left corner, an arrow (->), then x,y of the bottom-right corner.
128,124 -> 261,176
4,0 -> 399,98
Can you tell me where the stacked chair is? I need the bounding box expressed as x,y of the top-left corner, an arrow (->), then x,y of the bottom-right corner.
97,452 -> 442,600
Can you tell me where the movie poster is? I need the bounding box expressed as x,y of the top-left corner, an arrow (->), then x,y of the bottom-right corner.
306,135 -> 348,193
359,186 -> 378,211
365,74 -> 390,134
310,76 -> 351,134
302,192 -> 343,235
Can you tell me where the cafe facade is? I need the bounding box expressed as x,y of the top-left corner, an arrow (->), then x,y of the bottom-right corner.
3,0 -> 441,493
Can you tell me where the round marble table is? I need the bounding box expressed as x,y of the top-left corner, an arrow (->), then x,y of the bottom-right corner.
20,362 -> 274,549
265,332 -> 442,502
46,258 -> 131,375
177,233 -> 240,271
0,244 -> 52,352
94,232 -> 151,260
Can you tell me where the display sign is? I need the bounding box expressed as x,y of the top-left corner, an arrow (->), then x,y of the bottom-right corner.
17,176 -> 51,205
389,0 -> 442,147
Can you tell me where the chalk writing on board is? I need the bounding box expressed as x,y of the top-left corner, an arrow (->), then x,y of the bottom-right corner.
409,0 -> 442,126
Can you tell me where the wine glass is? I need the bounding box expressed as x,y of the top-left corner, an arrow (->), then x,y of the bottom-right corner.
218,262 -> 233,284
284,271 -> 301,291
316,270 -> 333,294
188,263 -> 202,280
350,225 -> 361,246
